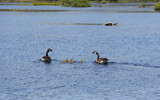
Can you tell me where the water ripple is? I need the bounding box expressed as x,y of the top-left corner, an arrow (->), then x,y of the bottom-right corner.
109,62 -> 160,68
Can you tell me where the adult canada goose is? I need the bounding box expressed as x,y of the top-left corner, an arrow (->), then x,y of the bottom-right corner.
92,51 -> 109,64
41,48 -> 52,62
103,22 -> 117,26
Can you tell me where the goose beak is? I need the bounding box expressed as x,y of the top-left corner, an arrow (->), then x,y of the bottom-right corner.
92,52 -> 96,54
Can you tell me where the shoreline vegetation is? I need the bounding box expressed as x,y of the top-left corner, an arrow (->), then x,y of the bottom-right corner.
61,0 -> 91,7
139,3 -> 146,7
0,0 -> 160,8
154,2 -> 160,10
0,0 -> 160,3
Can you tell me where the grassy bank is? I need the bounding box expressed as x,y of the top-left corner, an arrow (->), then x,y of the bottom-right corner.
31,2 -> 61,6
61,0 -> 91,7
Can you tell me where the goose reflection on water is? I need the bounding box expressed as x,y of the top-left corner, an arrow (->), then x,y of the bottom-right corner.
41,23 -> 105,26
41,22 -> 118,26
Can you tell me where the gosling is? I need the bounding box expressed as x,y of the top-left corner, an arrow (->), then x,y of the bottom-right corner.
80,59 -> 84,63
69,59 -> 74,63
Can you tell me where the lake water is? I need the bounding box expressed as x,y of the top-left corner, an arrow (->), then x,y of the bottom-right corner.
0,3 -> 160,100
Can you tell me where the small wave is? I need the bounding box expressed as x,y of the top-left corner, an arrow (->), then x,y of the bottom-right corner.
35,85 -> 65,91
108,61 -> 160,68
34,59 -> 86,65
33,59 -> 160,68
0,9 -> 71,12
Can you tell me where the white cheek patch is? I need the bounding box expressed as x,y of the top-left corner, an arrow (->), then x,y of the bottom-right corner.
100,61 -> 104,63
41,58 -> 44,61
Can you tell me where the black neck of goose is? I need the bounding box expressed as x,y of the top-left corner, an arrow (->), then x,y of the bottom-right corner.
46,50 -> 49,56
96,53 -> 99,60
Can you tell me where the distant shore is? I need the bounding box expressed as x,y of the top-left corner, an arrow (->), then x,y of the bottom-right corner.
0,0 -> 160,3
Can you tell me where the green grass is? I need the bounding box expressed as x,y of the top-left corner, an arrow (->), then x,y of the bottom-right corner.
61,0 -> 91,7
139,3 -> 146,8
31,2 -> 61,6
101,0 -> 107,4
72,0 -> 92,7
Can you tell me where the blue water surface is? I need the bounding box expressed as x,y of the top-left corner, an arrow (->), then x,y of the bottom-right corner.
0,4 -> 160,100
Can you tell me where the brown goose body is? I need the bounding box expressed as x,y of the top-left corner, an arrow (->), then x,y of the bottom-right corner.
104,22 -> 117,26
41,56 -> 52,62
93,51 -> 109,64
96,58 -> 108,64
41,48 -> 52,63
